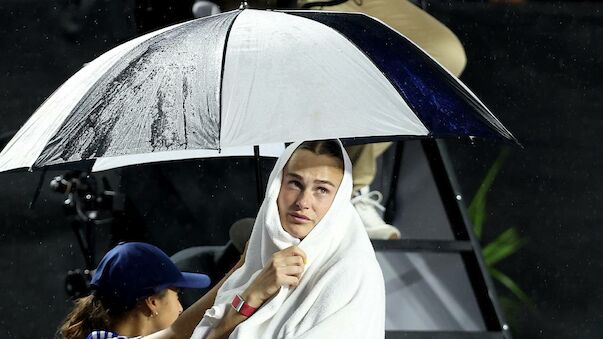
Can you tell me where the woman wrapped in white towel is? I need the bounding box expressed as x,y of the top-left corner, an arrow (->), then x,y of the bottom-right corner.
193,139 -> 385,339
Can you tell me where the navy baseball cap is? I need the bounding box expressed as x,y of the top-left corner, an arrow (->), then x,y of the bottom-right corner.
91,242 -> 211,309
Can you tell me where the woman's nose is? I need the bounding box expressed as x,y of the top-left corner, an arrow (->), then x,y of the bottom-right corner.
295,190 -> 310,209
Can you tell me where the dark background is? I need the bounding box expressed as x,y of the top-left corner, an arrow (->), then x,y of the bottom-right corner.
0,0 -> 601,338
429,2 -> 603,337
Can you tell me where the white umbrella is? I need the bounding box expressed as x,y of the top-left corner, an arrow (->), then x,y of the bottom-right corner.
0,8 -> 516,173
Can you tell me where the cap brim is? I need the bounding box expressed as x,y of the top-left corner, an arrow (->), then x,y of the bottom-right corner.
173,272 -> 211,289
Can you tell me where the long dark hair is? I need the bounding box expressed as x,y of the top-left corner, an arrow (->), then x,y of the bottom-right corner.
57,289 -> 168,339
56,295 -> 111,339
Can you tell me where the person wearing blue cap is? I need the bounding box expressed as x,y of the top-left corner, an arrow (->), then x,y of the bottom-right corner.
57,242 -> 243,339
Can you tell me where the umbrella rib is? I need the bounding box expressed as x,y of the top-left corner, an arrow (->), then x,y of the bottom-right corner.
217,10 -> 243,153
183,76 -> 188,149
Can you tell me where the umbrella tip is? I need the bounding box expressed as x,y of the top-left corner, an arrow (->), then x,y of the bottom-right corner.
239,1 -> 249,9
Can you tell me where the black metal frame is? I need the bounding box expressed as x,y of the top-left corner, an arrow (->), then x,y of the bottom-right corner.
372,239 -> 473,253
377,140 -> 511,339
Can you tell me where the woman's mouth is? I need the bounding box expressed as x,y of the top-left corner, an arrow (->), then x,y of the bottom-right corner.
288,212 -> 311,224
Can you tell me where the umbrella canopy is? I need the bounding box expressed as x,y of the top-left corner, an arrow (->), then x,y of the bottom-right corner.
0,8 -> 516,173
91,143 -> 285,172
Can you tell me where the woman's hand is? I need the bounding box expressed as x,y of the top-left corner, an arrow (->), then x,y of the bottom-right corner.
242,246 -> 307,308
205,247 -> 306,339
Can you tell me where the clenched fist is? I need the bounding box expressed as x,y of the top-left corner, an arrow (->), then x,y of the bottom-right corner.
241,246 -> 307,308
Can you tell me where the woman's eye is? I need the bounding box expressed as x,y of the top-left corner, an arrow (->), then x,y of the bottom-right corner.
317,187 -> 329,195
288,180 -> 302,189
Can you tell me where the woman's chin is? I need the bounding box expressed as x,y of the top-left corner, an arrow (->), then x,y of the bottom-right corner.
283,223 -> 313,240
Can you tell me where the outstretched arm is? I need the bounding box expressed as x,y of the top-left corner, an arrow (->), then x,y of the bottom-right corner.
170,265 -> 240,338
146,247 -> 247,339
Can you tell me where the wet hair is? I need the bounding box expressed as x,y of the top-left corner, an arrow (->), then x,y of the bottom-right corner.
295,140 -> 344,166
57,290 -> 168,339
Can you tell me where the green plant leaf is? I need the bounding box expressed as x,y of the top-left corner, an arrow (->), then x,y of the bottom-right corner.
468,147 -> 510,238
469,199 -> 487,239
489,267 -> 533,307
466,147 -> 533,322
482,228 -> 528,266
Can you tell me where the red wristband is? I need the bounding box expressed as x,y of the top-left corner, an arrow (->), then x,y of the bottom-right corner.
231,294 -> 257,317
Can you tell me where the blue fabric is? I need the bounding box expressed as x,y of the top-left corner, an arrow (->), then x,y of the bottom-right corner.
86,330 -> 141,339
92,242 -> 210,310
286,11 -> 516,143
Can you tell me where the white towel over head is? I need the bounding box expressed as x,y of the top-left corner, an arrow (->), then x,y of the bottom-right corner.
192,140 -> 385,339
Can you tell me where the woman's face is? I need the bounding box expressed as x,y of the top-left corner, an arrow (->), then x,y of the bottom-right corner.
149,288 -> 183,333
277,149 -> 344,240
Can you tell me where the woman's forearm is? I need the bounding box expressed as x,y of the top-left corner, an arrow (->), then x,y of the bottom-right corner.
176,264 -> 243,338
149,264 -> 242,339
205,307 -> 248,339
160,244 -> 302,339
204,245 -> 305,338
205,290 -> 263,339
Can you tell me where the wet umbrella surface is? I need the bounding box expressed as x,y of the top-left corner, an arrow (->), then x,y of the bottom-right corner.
0,8 -> 515,173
